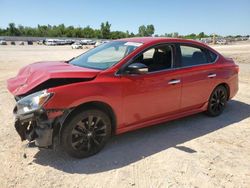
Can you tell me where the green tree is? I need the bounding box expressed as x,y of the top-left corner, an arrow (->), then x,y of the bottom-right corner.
1,22 -> 231,41
7,23 -> 20,36
94,29 -> 102,39
111,31 -> 126,39
17,25 -> 25,36
57,24 -> 66,37
37,25 -> 48,37
138,24 -> 155,36
172,32 -> 179,38
130,32 -> 135,37
184,33 -> 196,39
0,28 -> 4,35
198,32 -> 207,39
164,33 -> 172,37
146,24 -> 155,36
100,21 -> 111,39
138,25 -> 147,36
82,26 -> 95,38
125,30 -> 130,38
73,27 -> 83,38
24,27 -> 36,36
65,26 -> 75,37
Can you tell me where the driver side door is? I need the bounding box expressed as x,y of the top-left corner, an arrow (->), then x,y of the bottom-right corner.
120,44 -> 182,128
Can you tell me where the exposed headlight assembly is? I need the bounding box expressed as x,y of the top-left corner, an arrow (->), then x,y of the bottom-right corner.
15,90 -> 53,115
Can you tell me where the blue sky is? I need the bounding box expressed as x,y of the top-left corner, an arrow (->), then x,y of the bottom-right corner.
0,0 -> 249,36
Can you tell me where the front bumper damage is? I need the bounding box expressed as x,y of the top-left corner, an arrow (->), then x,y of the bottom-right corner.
14,107 -> 66,148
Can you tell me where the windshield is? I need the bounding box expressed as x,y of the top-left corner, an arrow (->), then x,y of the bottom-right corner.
69,41 -> 142,70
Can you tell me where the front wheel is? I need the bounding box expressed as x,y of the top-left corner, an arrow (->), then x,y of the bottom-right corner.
206,85 -> 228,117
61,109 -> 111,158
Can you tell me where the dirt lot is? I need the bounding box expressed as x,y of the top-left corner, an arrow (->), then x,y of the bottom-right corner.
0,42 -> 250,188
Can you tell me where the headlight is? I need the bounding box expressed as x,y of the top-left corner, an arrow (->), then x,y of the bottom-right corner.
16,90 -> 53,115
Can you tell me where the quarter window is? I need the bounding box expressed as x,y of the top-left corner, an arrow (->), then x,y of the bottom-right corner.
180,45 -> 208,67
208,50 -> 218,62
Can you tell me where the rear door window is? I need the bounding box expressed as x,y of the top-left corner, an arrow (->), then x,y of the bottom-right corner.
180,45 -> 209,67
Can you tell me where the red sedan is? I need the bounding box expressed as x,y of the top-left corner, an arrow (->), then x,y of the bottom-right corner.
7,37 -> 238,158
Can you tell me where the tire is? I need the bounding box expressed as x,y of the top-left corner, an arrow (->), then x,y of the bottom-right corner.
206,85 -> 228,117
61,109 -> 111,158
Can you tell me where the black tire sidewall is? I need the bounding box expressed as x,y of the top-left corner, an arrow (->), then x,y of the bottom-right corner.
61,109 -> 111,158
207,86 -> 228,117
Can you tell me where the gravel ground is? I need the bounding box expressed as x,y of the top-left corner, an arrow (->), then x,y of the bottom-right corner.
0,42 -> 250,188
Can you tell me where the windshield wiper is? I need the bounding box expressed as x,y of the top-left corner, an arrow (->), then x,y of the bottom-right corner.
66,57 -> 75,63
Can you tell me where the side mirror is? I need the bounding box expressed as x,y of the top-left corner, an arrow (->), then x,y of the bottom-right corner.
126,63 -> 148,75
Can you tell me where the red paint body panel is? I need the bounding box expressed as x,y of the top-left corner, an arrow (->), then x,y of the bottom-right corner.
180,64 -> 216,110
7,61 -> 100,95
120,69 -> 182,127
7,37 -> 239,135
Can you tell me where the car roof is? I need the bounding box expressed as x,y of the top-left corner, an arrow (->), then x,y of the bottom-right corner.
117,37 -> 206,46
117,37 -> 216,52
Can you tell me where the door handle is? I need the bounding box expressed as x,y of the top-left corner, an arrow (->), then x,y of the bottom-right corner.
208,73 -> 216,78
168,79 -> 181,85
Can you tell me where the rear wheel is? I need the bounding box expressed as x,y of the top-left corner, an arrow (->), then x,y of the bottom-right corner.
61,109 -> 111,158
206,85 -> 228,117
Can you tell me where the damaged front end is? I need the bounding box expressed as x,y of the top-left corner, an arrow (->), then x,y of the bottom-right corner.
13,90 -> 61,148
7,61 -> 100,149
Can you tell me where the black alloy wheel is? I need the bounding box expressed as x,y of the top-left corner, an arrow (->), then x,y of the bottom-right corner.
206,85 -> 228,116
61,109 -> 111,158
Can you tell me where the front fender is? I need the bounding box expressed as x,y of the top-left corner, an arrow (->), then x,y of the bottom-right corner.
44,80 -> 123,126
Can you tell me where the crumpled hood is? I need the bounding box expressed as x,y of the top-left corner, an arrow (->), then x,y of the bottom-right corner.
7,61 -> 101,96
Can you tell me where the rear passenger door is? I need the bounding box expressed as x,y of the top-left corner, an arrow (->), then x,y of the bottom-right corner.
177,44 -> 218,111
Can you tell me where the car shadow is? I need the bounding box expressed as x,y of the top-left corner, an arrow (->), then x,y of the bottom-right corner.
33,100 -> 250,174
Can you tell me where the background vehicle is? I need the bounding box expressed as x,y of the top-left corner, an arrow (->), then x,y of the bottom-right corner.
80,39 -> 96,45
45,39 -> 57,45
7,38 -> 238,158
19,41 -> 25,45
37,40 -> 44,45
0,40 -> 7,45
216,39 -> 228,45
94,41 -> 102,47
71,42 -> 83,49
44,39 -> 74,45
10,41 -> 16,45
94,40 -> 110,47
27,40 -> 33,45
